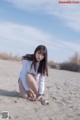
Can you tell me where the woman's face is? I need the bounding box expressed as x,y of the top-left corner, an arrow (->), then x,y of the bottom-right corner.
35,51 -> 44,62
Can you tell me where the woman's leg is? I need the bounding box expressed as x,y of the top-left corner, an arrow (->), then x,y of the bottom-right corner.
26,74 -> 38,96
18,80 -> 28,99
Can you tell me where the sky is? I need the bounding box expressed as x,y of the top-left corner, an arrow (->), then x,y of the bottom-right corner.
0,0 -> 80,62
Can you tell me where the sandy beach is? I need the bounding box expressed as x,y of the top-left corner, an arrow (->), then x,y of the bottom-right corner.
0,59 -> 80,120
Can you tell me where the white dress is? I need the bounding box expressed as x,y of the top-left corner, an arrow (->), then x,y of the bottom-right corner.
19,60 -> 45,94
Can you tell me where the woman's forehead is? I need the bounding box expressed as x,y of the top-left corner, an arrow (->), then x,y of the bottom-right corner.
37,50 -> 45,54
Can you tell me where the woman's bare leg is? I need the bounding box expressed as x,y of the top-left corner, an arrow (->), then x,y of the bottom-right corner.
26,74 -> 38,96
18,80 -> 28,99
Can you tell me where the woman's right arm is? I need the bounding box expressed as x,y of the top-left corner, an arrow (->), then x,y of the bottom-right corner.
21,60 -> 31,75
19,60 -> 30,91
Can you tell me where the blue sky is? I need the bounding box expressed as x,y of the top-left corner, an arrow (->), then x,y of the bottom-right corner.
0,0 -> 80,62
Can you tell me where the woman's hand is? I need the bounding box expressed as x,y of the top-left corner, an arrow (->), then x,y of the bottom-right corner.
27,90 -> 36,101
35,94 -> 43,101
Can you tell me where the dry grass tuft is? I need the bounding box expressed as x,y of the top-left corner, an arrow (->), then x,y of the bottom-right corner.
48,61 -> 60,69
0,52 -> 21,61
60,52 -> 80,72
48,52 -> 80,72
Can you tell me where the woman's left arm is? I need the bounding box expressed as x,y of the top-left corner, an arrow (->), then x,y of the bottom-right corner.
35,75 -> 45,101
38,74 -> 45,95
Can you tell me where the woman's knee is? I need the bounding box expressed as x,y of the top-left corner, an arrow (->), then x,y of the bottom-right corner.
23,93 -> 28,99
27,74 -> 34,82
27,74 -> 33,78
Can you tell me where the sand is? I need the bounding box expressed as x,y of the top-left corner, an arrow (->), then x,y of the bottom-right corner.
0,59 -> 80,120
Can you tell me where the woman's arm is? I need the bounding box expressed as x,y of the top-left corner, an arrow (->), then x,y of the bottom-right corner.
38,74 -> 45,95
19,60 -> 30,91
35,75 -> 45,101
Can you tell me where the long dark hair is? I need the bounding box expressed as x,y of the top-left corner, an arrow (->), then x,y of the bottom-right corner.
22,45 -> 48,76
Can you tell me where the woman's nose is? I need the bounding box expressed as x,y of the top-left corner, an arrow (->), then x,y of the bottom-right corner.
39,55 -> 42,59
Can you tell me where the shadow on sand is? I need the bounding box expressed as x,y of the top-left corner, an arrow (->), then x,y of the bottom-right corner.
0,89 -> 20,98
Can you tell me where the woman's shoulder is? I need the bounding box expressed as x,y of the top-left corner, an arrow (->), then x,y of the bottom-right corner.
22,59 -> 32,65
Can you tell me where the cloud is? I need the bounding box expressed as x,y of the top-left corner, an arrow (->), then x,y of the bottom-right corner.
0,22 -> 51,44
62,40 -> 80,52
50,5 -> 80,32
0,21 -> 80,61
1,22 -> 70,51
0,22 -> 55,53
4,0 -> 80,32
4,0 -> 54,11
0,22 -> 63,61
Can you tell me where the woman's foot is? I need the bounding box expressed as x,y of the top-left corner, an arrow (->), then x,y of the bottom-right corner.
19,92 -> 28,99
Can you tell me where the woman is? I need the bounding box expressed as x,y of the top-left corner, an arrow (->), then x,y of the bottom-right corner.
18,45 -> 48,101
